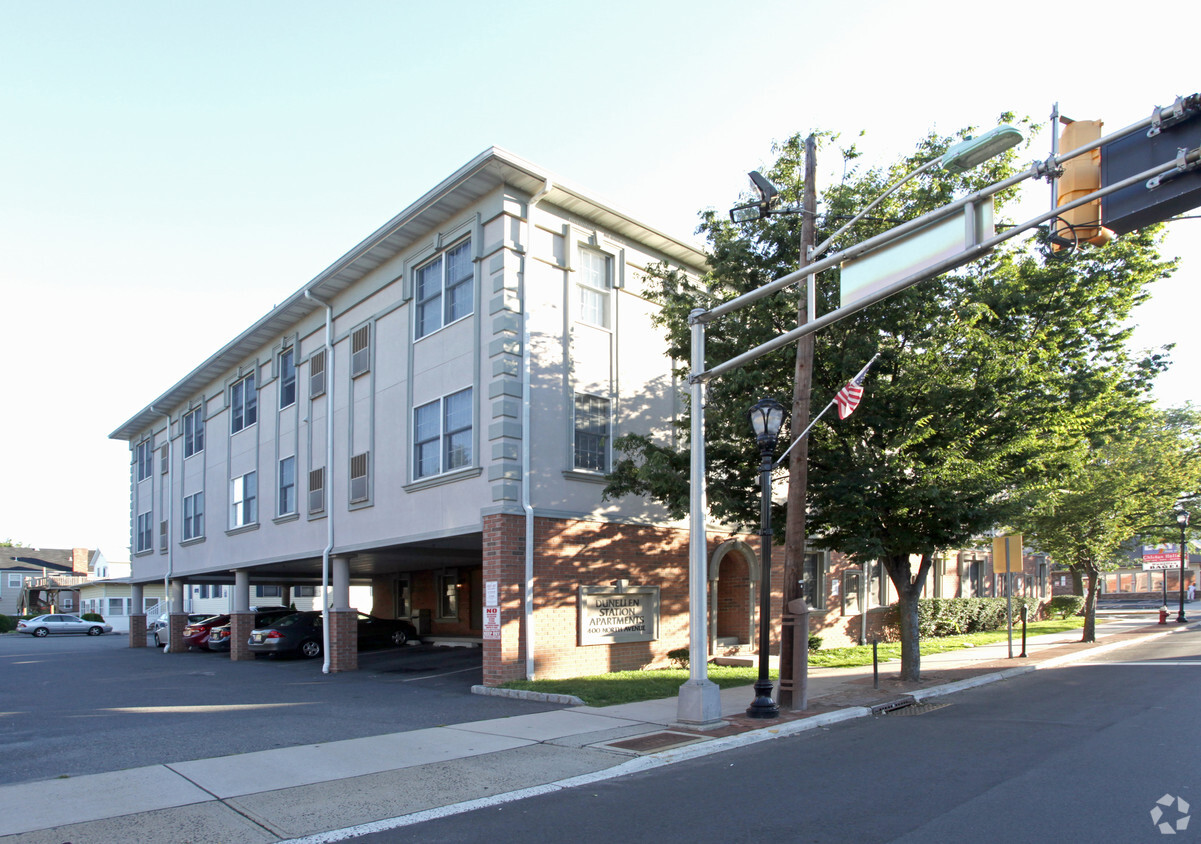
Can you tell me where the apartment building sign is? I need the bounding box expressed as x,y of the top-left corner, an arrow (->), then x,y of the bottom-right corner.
578,583 -> 660,645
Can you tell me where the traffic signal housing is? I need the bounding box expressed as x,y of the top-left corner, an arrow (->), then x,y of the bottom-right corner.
1053,119 -> 1114,251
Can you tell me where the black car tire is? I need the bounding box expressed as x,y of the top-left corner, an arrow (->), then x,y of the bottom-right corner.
390,629 -> 408,647
299,639 -> 322,658
33,627 -> 49,637
154,633 -> 164,647
88,626 -> 104,636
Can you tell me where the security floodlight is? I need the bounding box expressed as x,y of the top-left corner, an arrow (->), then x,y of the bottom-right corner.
940,124 -> 1025,174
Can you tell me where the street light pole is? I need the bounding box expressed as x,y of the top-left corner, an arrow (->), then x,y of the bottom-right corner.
747,398 -> 786,719
1177,509 -> 1189,623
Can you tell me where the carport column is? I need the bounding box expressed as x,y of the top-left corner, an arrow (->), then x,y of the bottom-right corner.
168,579 -> 188,653
328,555 -> 357,672
230,569 -> 254,661
233,569 -> 251,612
129,583 -> 146,648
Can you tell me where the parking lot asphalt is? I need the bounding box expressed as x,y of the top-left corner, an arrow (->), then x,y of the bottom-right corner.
1,607 -> 1192,843
0,633 -> 560,786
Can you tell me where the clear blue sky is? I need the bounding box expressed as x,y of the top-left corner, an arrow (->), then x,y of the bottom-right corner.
1,0 -> 1196,559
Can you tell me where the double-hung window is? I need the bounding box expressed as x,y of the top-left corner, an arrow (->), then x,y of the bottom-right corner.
415,239 -> 473,339
278,456 -> 296,516
183,492 -> 204,540
183,408 -> 204,458
231,372 -> 257,434
136,511 -> 153,553
576,248 -> 612,328
136,440 -> 153,481
279,348 -> 296,409
230,472 -> 257,528
573,393 -> 611,472
413,388 -> 473,479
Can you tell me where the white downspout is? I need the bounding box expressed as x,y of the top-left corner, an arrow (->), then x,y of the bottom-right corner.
523,179 -> 552,680
305,289 -> 335,674
151,405 -> 172,651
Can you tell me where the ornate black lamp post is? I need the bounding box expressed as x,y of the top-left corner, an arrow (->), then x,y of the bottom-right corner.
1176,509 -> 1190,623
746,398 -> 787,719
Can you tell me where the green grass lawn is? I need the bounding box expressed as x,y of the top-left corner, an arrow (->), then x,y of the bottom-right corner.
500,617 -> 1087,707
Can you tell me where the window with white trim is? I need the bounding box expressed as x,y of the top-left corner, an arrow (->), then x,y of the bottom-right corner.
8,573 -> 22,589
414,239 -> 473,339
278,456 -> 296,516
279,348 -> 296,409
230,472 -> 257,528
576,248 -> 612,328
413,388 -> 473,479
183,407 -> 204,458
231,372 -> 257,434
573,393 -> 611,472
136,440 -> 153,481
136,511 -> 153,553
183,491 -> 204,540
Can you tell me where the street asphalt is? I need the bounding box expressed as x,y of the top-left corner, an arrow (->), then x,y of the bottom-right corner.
0,605 -> 1189,843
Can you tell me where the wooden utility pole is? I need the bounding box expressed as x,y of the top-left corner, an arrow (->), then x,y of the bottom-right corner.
778,134 -> 817,710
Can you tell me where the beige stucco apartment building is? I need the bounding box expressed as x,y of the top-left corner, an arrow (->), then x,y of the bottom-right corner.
110,148 -> 727,680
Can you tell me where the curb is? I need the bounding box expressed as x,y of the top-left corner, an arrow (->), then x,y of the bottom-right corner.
469,684 -> 585,706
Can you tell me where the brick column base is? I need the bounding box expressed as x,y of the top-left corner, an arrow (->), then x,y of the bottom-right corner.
230,612 -> 254,661
128,614 -> 147,648
168,613 -> 189,653
327,609 -> 358,672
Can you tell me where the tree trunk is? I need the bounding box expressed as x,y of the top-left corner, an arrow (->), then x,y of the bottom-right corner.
884,553 -> 934,681
1081,563 -> 1099,643
1071,568 -> 1085,597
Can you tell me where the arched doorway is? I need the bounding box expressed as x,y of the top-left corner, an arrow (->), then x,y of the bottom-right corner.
708,540 -> 757,655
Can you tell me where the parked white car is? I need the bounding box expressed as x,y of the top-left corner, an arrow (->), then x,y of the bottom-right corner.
17,615 -> 113,637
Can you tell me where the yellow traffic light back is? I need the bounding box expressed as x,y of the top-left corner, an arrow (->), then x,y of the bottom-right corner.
1054,119 -> 1115,251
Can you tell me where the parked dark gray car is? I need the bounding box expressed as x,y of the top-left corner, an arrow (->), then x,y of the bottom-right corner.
248,611 -> 418,658
207,609 -> 295,651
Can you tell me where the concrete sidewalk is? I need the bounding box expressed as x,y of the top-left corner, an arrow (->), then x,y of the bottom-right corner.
2,610 -> 1191,844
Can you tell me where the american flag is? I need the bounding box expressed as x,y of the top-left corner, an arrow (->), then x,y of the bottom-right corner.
835,374 -> 866,419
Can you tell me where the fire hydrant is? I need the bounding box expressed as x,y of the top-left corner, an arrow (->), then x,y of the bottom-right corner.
1160,606 -> 1170,625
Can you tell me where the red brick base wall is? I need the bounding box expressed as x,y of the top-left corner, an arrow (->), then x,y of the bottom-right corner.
229,612 -> 254,661
327,609 -> 358,672
168,613 -> 188,653
128,614 -> 147,648
482,513 -> 773,684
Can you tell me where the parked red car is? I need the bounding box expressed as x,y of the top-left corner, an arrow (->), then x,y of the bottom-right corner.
181,615 -> 226,650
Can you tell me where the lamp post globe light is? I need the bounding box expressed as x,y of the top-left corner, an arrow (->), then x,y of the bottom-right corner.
1177,508 -> 1190,623
747,397 -> 787,719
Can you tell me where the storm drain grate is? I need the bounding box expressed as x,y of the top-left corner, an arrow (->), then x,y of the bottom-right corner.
603,731 -> 707,754
883,702 -> 952,717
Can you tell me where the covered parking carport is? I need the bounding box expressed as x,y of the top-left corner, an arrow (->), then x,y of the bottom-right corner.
129,532 -> 485,673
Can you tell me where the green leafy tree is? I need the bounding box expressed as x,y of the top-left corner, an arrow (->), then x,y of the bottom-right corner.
1023,407 -> 1201,641
606,121 -> 1176,680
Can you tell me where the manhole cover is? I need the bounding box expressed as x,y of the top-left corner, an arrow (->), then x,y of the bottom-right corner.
604,731 -> 706,754
883,702 -> 951,717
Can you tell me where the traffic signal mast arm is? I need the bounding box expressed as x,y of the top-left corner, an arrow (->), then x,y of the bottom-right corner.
689,95 -> 1201,384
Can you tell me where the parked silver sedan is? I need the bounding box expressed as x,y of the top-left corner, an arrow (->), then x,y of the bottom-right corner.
17,614 -> 113,637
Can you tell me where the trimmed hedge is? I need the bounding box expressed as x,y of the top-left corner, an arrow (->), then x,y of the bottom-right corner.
1047,595 -> 1086,619
912,597 -> 1041,638
0,615 -> 15,633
